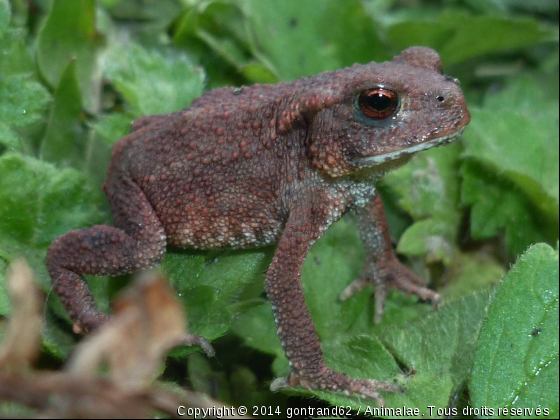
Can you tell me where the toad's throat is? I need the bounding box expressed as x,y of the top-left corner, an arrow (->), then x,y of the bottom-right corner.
356,127 -> 466,167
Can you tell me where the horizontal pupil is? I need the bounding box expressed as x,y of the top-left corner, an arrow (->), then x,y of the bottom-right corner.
366,92 -> 392,111
357,89 -> 398,120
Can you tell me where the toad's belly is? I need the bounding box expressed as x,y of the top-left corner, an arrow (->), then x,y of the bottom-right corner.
163,213 -> 284,249
151,190 -> 285,249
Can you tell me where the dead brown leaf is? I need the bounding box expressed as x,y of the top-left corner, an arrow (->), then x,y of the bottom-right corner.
0,259 -> 43,373
68,271 -> 189,390
0,265 -> 247,419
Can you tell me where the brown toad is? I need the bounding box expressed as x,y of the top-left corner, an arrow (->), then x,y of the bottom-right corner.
47,46 -> 470,406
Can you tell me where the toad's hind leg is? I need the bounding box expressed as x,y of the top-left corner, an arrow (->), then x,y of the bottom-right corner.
46,176 -> 167,334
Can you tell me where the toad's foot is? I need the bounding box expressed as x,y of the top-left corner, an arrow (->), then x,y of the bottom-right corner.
72,311 -> 109,335
177,334 -> 216,357
270,368 -> 402,407
340,257 -> 440,324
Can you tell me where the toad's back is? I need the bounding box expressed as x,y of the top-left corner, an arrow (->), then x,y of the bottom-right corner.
105,84 -> 300,249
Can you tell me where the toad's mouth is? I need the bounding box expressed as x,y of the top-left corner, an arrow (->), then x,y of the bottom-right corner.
356,126 -> 467,167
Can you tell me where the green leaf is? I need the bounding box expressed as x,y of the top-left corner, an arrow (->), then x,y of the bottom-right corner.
0,121 -> 20,151
187,352 -> 231,402
0,401 -> 36,418
100,0 -> 123,7
383,142 -> 463,264
464,110 -> 559,217
0,75 -> 50,131
300,218 -> 370,340
379,291 -> 493,416
441,253 -> 505,302
239,63 -> 277,84
465,0 -> 560,14
93,112 -> 134,145
387,12 -> 553,65
321,0 -> 389,67
462,161 -> 553,256
0,259 -> 10,316
233,301 -> 283,359
440,15 -> 553,65
175,0 -> 387,84
104,43 -> 205,116
39,60 -> 86,167
470,244 -> 559,418
241,0 -> 387,81
0,72 -> 50,153
41,310 -> 77,359
385,13 -> 454,57
162,247 -> 272,348
37,0 -> 102,112
0,29 -> 36,77
182,285 -> 233,340
0,0 -> 10,34
462,77 -> 559,254
0,152 -> 105,286
163,248 -> 271,302
397,218 -> 455,264
384,140 -> 460,221
241,0 -> 339,80
376,251 -> 505,336
102,0 -> 181,45
0,28 -> 44,152
173,0 -> 264,84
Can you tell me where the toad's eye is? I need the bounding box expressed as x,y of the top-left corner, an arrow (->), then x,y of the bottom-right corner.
358,88 -> 399,120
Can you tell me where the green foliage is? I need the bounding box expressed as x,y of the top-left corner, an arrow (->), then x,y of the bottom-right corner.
173,0 -> 273,86
0,153 -> 105,280
0,76 -> 50,131
381,291 -> 493,416
36,0 -> 102,112
386,12 -> 554,66
0,0 -> 558,415
0,75 -> 50,152
471,244 -> 559,418
0,259 -> 9,316
39,61 -> 86,167
161,247 -> 272,352
103,43 -> 205,117
174,0 -> 388,84
462,76 -> 559,255
383,143 -> 462,264
0,26 -> 50,152
93,43 -> 205,145
0,29 -> 35,77
0,0 -> 9,34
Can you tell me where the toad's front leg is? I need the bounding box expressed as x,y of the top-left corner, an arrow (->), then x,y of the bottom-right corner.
266,202 -> 400,406
341,194 -> 440,324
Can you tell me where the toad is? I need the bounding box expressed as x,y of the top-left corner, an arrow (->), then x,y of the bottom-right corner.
47,47 -> 470,406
